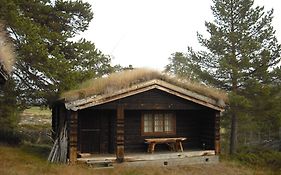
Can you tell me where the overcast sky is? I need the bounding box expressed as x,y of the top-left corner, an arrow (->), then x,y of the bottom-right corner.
80,0 -> 281,70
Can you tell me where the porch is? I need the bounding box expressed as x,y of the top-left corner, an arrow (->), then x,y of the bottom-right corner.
77,150 -> 218,167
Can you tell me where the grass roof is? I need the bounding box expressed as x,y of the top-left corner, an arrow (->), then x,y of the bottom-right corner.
0,23 -> 15,74
61,68 -> 228,103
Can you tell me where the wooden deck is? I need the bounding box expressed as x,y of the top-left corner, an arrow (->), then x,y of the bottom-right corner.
77,150 -> 217,167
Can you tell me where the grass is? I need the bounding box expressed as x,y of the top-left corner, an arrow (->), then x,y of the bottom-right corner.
62,68 -> 228,103
18,106 -> 52,145
22,106 -> 52,118
0,144 -> 275,175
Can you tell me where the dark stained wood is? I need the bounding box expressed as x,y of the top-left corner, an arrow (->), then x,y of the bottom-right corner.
77,109 -> 115,154
116,106 -> 124,162
123,110 -> 216,153
198,111 -> 216,151
63,89 -> 220,161
51,105 -> 58,139
109,114 -> 116,154
214,112 -> 221,154
78,113 -> 101,153
176,110 -> 201,149
69,111 -> 78,164
52,104 -> 67,139
92,89 -> 207,110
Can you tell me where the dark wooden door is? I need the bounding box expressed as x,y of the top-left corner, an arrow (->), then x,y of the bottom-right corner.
79,115 -> 101,153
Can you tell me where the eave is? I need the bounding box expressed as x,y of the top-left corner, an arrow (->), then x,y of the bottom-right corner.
64,79 -> 225,112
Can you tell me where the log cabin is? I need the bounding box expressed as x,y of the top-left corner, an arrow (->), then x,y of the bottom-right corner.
51,69 -> 227,165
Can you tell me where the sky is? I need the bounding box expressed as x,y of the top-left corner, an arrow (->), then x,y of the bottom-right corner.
80,0 -> 281,70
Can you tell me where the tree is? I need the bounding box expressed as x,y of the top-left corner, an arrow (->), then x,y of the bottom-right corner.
0,79 -> 22,130
0,0 -> 113,106
165,52 -> 198,80
166,0 -> 281,154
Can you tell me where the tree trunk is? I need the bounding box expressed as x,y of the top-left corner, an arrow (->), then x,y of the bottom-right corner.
230,112 -> 237,154
229,3 -> 238,154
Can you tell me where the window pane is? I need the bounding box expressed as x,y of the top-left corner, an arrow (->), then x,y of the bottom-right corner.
144,114 -> 153,132
154,114 -> 163,132
164,114 -> 173,132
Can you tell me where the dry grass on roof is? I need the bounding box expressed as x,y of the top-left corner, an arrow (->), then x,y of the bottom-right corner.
61,68 -> 228,102
0,24 -> 15,74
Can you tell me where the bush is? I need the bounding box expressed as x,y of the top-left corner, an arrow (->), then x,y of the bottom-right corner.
0,129 -> 22,145
20,143 -> 51,159
233,146 -> 281,170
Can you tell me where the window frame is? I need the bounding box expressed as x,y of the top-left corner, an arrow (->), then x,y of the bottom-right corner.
141,111 -> 176,136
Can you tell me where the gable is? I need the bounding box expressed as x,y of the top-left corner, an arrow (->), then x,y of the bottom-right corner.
91,89 -> 207,110
65,80 -> 225,111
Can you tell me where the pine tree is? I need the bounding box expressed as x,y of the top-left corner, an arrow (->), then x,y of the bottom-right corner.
0,0 -> 113,105
166,0 -> 281,154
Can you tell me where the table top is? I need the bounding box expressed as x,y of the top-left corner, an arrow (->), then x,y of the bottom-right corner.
145,137 -> 186,143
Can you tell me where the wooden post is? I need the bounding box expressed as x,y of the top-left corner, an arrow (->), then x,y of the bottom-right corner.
116,106 -> 125,162
214,111 -> 220,155
69,110 -> 78,164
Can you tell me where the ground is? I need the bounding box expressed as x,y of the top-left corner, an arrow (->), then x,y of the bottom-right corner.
0,107 -> 277,175
19,107 -> 51,127
18,107 -> 52,145
0,145 -> 273,175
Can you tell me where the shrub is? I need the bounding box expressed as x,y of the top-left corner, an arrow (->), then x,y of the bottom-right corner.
20,143 -> 51,159
233,146 -> 281,170
0,129 -> 22,145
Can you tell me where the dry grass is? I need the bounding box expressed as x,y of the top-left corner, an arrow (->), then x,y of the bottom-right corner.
0,145 -> 273,175
62,68 -> 228,103
0,23 -> 15,74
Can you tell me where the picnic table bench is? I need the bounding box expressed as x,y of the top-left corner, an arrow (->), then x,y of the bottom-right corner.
145,137 -> 187,153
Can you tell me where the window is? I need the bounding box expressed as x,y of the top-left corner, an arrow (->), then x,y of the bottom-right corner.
142,112 -> 176,136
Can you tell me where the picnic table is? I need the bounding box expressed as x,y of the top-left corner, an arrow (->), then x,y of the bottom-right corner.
145,137 -> 186,153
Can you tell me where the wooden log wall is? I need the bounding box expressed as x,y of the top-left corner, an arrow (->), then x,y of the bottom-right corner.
116,106 -> 124,162
199,111 -> 215,150
51,105 -> 59,138
51,104 -> 67,139
124,110 -> 144,152
74,89 -> 220,156
124,110 -> 212,152
176,110 -> 201,149
77,109 -> 116,154
109,114 -> 116,153
214,112 -> 221,154
100,113 -> 110,153
92,89 -> 205,110
69,111 -> 78,164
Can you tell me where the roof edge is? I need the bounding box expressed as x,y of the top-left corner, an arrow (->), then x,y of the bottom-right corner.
65,79 -> 225,111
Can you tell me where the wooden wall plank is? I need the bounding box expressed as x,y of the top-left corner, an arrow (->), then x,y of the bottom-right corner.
116,106 -> 124,162
92,89 -> 206,110
69,111 -> 78,164
214,112 -> 221,155
124,110 -> 215,152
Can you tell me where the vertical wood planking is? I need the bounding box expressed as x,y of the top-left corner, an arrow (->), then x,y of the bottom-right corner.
214,111 -> 221,155
69,110 -> 78,164
116,106 -> 125,162
51,105 -> 57,139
